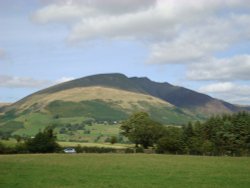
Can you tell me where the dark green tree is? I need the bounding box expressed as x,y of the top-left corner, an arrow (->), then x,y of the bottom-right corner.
156,126 -> 182,154
26,127 -> 60,153
110,136 -> 117,144
120,112 -> 164,148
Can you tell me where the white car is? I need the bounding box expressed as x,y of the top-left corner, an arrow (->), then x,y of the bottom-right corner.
63,148 -> 76,153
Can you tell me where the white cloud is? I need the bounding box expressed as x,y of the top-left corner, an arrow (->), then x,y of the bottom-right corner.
199,82 -> 235,93
56,76 -> 75,83
199,82 -> 250,104
33,1 -> 250,54
187,55 -> 250,81
33,3 -> 96,23
148,13 -> 250,64
66,1 -> 250,43
68,9 -> 176,42
33,0 -> 156,24
0,75 -> 51,88
33,0 -> 250,82
87,0 -> 156,14
0,75 -> 75,89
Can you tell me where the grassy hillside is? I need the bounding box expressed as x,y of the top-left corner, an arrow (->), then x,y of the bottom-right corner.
8,73 -> 243,115
9,87 -> 172,112
1,73 -> 245,140
0,112 -> 123,142
0,154 -> 249,188
0,86 -> 197,140
0,108 -> 193,142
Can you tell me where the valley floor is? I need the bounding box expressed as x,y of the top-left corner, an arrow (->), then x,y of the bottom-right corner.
0,154 -> 250,188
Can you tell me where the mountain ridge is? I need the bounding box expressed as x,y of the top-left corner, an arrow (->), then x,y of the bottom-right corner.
10,73 -> 244,115
0,73 -> 248,139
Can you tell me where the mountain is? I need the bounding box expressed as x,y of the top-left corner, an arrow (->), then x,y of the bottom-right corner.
130,77 -> 240,114
0,73 -> 247,140
8,73 -> 242,115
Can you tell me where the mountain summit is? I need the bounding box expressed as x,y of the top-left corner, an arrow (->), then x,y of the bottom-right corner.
0,73 -> 248,139
15,73 -> 241,114
1,73 -> 247,125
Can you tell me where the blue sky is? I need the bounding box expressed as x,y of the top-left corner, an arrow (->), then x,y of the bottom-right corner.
0,0 -> 250,105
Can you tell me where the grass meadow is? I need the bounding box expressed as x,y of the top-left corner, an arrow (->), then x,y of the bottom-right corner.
0,154 -> 249,188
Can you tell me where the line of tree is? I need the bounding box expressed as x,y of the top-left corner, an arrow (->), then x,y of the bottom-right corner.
121,111 -> 250,156
0,127 -> 60,154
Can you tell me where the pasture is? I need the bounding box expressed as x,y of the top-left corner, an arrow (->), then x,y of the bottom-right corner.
0,154 -> 249,188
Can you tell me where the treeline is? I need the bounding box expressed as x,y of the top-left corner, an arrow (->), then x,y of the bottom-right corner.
0,128 -> 60,154
169,111 -> 250,156
1,111 -> 249,156
74,146 -> 143,153
121,111 -> 250,156
0,127 -> 138,154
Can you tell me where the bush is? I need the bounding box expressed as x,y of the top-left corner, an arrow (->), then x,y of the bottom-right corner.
125,148 -> 134,153
135,147 -> 144,153
0,142 -> 6,154
25,128 -> 60,153
0,142 -> 17,154
110,136 -> 117,144
14,143 -> 28,154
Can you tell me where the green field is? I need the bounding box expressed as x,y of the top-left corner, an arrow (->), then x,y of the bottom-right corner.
1,112 -> 124,143
0,154 -> 249,188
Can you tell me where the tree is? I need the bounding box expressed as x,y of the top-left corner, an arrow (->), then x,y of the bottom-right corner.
120,112 -> 164,148
201,140 -> 214,155
26,127 -> 60,153
156,127 -> 182,154
0,142 -> 6,154
14,135 -> 22,143
110,136 -> 117,144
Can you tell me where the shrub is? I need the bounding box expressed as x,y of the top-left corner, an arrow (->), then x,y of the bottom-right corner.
25,128 -> 60,153
110,136 -> 117,144
135,147 -> 144,153
125,148 -> 134,153
0,142 -> 6,154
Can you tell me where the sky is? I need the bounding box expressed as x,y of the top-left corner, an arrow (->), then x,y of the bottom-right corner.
0,0 -> 250,105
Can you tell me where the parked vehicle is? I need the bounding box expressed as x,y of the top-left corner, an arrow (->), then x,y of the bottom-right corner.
63,148 -> 76,153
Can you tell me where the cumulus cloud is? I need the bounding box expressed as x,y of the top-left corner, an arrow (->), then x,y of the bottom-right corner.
33,3 -> 96,23
199,82 -> 235,93
0,75 -> 51,88
33,0 -> 156,23
33,0 -> 250,83
0,75 -> 76,89
56,76 -> 75,83
199,82 -> 250,104
187,55 -> 250,81
85,0 -> 156,15
148,14 -> 250,64
33,0 -> 250,39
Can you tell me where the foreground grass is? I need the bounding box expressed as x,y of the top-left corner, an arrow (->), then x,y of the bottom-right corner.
0,154 -> 249,188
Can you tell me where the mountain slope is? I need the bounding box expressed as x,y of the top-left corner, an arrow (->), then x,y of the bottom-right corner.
10,86 -> 172,113
11,73 -> 243,115
130,77 -> 240,114
2,73 -> 242,116
0,73 -> 247,140
0,85 -> 195,139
